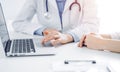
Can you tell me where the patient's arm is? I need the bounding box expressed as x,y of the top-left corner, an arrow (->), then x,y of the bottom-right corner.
88,34 -> 120,52
78,34 -> 120,53
103,39 -> 120,53
98,34 -> 120,52
100,34 -> 112,39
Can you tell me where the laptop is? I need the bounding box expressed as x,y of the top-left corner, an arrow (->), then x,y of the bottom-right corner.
0,3 -> 56,57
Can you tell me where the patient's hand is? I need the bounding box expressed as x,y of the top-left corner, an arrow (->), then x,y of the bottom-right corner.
78,33 -> 104,50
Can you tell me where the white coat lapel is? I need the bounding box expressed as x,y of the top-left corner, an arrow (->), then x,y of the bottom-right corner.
48,0 -> 58,10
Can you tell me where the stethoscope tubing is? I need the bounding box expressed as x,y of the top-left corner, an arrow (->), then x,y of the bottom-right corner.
69,0 -> 81,11
46,0 -> 49,12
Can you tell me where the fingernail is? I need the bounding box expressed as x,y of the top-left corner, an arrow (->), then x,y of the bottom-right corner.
54,42 -> 62,47
44,31 -> 49,35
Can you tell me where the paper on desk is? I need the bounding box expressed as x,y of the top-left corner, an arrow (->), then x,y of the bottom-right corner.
52,61 -> 111,72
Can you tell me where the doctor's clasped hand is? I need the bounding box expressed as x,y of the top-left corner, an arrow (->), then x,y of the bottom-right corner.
42,30 -> 74,46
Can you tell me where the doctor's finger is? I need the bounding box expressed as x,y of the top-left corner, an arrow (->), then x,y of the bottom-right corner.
51,39 -> 62,47
41,35 -> 60,44
78,35 -> 86,47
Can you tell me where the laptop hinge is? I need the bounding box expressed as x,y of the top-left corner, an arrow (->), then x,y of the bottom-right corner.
5,40 -> 11,53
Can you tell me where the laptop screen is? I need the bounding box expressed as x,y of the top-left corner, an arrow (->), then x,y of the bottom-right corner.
0,4 -> 10,49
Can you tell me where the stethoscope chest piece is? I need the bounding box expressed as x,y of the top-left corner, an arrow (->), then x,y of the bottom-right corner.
44,12 -> 50,19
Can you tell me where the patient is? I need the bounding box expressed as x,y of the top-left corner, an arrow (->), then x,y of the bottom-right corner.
78,33 -> 120,53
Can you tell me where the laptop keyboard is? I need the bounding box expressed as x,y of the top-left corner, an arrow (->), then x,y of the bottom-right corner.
11,39 -> 35,53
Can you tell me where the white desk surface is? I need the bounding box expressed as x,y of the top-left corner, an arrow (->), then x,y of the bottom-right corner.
0,21 -> 120,72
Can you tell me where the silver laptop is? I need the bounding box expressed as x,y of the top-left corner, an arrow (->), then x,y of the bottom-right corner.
0,3 -> 56,57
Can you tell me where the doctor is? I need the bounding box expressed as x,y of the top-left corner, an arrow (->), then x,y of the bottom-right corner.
13,0 -> 99,46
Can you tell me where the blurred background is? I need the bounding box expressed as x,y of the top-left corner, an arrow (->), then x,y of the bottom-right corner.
0,0 -> 120,34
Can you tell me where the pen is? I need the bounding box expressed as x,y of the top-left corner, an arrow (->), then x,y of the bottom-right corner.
106,66 -> 111,72
64,60 -> 96,64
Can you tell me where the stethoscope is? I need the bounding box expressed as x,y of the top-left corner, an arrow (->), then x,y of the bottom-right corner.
44,0 -> 81,30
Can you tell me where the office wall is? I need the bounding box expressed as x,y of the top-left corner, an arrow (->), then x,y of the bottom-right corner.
0,0 -> 25,20
1,0 -> 120,33
96,0 -> 120,33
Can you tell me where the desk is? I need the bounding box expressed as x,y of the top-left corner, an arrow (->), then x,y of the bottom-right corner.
0,21 -> 120,72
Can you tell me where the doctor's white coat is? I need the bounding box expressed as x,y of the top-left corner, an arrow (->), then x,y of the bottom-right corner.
13,0 -> 99,42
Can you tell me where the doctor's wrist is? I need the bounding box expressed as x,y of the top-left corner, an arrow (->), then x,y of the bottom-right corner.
34,27 -> 47,36
66,34 -> 74,43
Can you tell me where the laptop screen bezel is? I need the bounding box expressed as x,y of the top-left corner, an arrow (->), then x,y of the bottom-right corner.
0,3 -> 11,49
